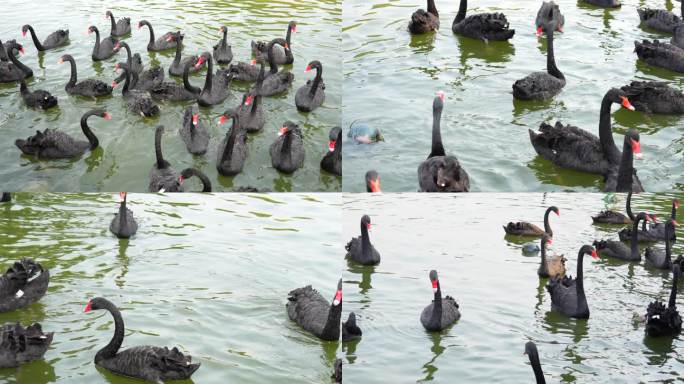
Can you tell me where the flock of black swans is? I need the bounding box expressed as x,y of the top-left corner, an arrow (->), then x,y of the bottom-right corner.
361,0 -> 684,193
2,11 -> 340,193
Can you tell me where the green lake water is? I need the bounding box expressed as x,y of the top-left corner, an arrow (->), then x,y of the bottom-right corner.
0,0 -> 341,192
0,192 -> 341,383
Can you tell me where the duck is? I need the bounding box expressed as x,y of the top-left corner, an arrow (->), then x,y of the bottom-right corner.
19,81 -> 57,110
179,106 -> 209,155
645,220 -> 677,270
365,170 -> 380,192
504,206 -> 559,237
546,245 -> 598,318
529,88 -> 637,176
269,122 -> 305,174
619,81 -> 684,115
420,270 -> 461,332
0,259 -> 49,313
88,25 -> 118,61
418,92 -> 470,192
0,323 -> 53,368
452,0 -> 515,41
513,21 -> 565,101
295,60 -> 325,112
15,109 -> 110,159
109,192 -> 138,239
252,21 -> 296,65
538,234 -> 566,279
645,264 -> 682,337
148,126 -> 181,193
286,279 -> 342,341
59,54 -> 112,97
408,0 -> 439,35
345,214 -> 381,265
321,127 -> 342,176
84,297 -> 200,382
216,113 -> 248,177
594,212 -> 651,261
342,312 -> 362,341
592,191 -> 634,224
21,24 -> 69,51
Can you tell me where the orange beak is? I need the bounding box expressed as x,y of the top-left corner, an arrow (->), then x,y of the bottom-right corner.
631,139 -> 643,160
536,26 -> 543,36
620,96 -> 635,111
369,179 -> 381,192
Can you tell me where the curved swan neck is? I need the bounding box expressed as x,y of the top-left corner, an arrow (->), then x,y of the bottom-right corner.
203,55 -> 214,92
173,35 -> 182,63
26,26 -> 44,51
429,105 -> 445,158
8,45 -> 32,75
543,209 -> 554,236
221,118 -> 240,163
310,63 -> 323,96
427,0 -> 438,16
108,14 -> 117,36
598,95 -> 620,164
94,300 -> 124,362
576,250 -> 586,299
80,112 -> 100,149
528,350 -> 546,384
142,22 -> 155,48
631,215 -> 644,257
545,28 -> 563,80
455,0 -> 467,23
626,192 -> 634,221
66,57 -> 78,87
182,62 -> 201,95
91,28 -> 101,52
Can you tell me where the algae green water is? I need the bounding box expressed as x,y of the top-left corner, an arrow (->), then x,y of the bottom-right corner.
342,0 -> 684,192
343,192 -> 684,382
0,0 -> 341,192
0,193 -> 341,383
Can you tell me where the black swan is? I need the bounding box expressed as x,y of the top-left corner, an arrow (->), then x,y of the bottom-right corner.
634,40 -> 684,73
583,0 -> 620,8
109,192 -> 138,239
167,32 -> 203,77
255,39 -> 294,97
535,1 -> 564,35
452,0 -> 515,41
113,66 -> 160,118
21,25 -> 68,51
619,214 -> 673,243
504,206 -> 559,237
88,26 -> 118,61
138,20 -> 176,52
227,58 -> 262,82
345,214 -> 381,265
420,270 -> 461,332
236,62 -> 266,132
641,200 -> 680,241
593,212 -> 651,261
645,220 -> 677,269
179,106 -> 209,155
1,193 -> 10,203
15,109 -> 109,159
296,60 -> 325,112
0,39 -> 17,62
645,264 -> 682,337
149,60 -> 197,101
252,21 -> 296,65
342,312 -> 362,341
524,342 -> 546,384
528,88 -> 636,175
538,234 -> 566,278
592,191 -> 634,224
0,323 -> 53,368
619,81 -> 684,114
408,0 -> 439,35
321,127 -> 342,176
84,297 -> 200,382
59,54 -> 112,97
0,259 -> 49,313
179,168 -> 212,192
269,122 -> 305,174
417,92 -> 470,192
512,22 -> 565,101
20,81 -> 57,110
184,52 -> 232,107
637,1 -> 682,33
673,24 -> 684,49
603,129 -> 644,192
546,245 -> 598,319
286,279 -> 342,341
216,113 -> 248,176
113,41 -> 164,92
0,42 -> 32,82
213,26 -> 233,64
106,11 -> 131,37
148,126 -> 181,192
365,170 -> 380,192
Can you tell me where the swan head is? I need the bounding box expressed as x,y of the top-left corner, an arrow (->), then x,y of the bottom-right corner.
365,170 -> 381,192
332,279 -> 342,306
361,215 -> 371,231
429,270 -> 439,293
289,21 -> 298,33
626,129 -> 642,160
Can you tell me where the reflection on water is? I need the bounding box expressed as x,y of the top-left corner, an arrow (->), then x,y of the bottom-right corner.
343,192 -> 684,383
0,192 -> 341,383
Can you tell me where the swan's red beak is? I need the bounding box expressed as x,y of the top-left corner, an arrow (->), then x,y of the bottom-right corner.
284,43 -> 290,50
437,91 -> 445,102
369,178 -> 381,193
333,289 -> 342,306
250,59 -> 257,65
558,24 -> 564,33
328,140 -> 336,152
166,35 -> 174,42
366,223 -> 372,231
305,65 -> 312,72
119,192 -> 126,202
58,58 -> 64,64
178,175 -> 185,184
672,220 -> 679,226
620,96 -> 635,111
84,300 -> 92,313
219,27 -> 225,33
547,238 -> 553,245
431,279 -> 438,293
103,112 -> 112,120
194,57 -> 206,69
22,30 -> 27,37
278,127 -> 288,136
18,48 -> 25,56
219,115 -> 228,125
590,249 -> 599,260
112,81 -> 119,88
650,215 -> 658,223
536,26 -> 543,37
555,209 -> 560,216
292,25 -> 297,33
114,42 -> 121,50
245,95 -> 254,106
631,139 -> 643,160
192,114 -> 199,126
675,200 -> 680,209
137,23 -> 143,30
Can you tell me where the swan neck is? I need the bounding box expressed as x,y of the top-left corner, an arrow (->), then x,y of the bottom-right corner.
67,57 -> 78,87
155,127 -> 166,169
669,268 -> 679,309
529,351 -> 546,384
456,0 -> 467,23
8,45 -> 32,75
281,131 -> 294,155
671,202 -> 677,221
626,192 -> 634,221
543,209 -> 553,236
615,137 -> 634,192
145,23 -> 155,47
429,108 -> 445,158
427,0 -> 438,16
310,64 -> 323,96
576,251 -> 586,300
27,26 -> 44,51
430,284 -> 443,327
221,120 -> 239,163
92,28 -> 101,51
183,63 -> 201,95
321,300 -> 342,340
598,95 -> 620,164
81,113 -> 99,150
95,301 -> 124,362
268,43 -> 278,74
173,37 -> 182,63
109,14 -> 117,36
631,216 -> 643,257
203,56 -> 214,92
545,29 -> 563,80
360,222 -> 371,253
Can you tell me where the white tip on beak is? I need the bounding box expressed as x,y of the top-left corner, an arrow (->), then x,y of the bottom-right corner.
432,287 -> 438,293
634,153 -> 644,160
333,299 -> 340,306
